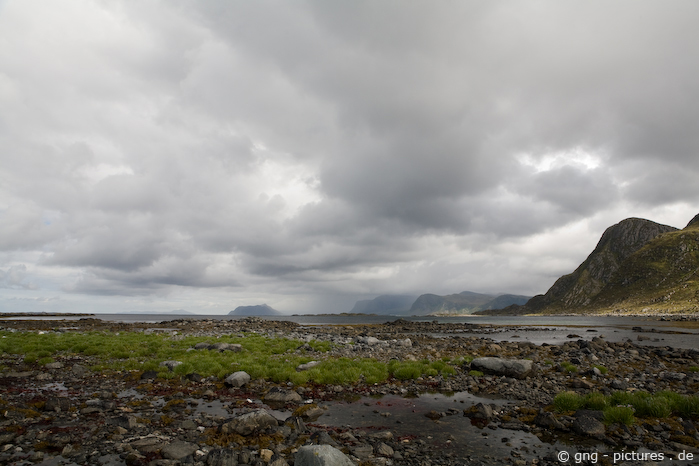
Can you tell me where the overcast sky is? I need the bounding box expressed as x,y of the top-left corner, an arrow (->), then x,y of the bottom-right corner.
1,1 -> 698,314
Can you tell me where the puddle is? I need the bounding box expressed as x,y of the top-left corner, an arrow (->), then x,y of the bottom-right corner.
41,382 -> 68,391
312,391 -> 555,460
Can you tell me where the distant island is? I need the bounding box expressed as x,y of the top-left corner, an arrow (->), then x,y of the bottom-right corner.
228,304 -> 283,316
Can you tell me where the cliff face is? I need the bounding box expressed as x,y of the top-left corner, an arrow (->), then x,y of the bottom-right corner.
528,218 -> 678,312
589,221 -> 699,311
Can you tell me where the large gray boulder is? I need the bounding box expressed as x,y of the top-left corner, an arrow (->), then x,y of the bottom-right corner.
220,409 -> 278,436
225,371 -> 251,387
470,357 -> 534,379
294,445 -> 354,466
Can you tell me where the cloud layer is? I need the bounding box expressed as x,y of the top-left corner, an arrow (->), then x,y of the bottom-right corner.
1,1 -> 698,313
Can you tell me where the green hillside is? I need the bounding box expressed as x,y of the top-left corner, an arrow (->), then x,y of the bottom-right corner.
519,213 -> 699,315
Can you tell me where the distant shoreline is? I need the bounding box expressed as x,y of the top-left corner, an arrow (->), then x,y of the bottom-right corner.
0,312 -> 95,318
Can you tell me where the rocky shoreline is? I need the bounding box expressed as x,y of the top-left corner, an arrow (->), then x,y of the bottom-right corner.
2,317 -> 699,466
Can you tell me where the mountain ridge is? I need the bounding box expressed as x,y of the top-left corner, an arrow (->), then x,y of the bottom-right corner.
480,213 -> 699,315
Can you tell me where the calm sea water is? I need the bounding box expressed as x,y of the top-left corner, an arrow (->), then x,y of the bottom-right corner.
6,313 -> 698,349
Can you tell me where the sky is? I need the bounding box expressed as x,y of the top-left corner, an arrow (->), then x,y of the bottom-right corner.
1,1 -> 698,315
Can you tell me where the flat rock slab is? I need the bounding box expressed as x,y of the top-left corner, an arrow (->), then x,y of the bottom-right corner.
265,387 -> 303,404
221,409 -> 278,436
161,440 -> 198,460
470,357 -> 534,379
295,444 -> 354,466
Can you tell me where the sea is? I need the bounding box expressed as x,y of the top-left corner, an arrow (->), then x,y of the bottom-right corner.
7,313 -> 699,350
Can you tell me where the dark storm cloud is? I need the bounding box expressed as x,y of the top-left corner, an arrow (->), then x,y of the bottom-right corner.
1,0 -> 699,312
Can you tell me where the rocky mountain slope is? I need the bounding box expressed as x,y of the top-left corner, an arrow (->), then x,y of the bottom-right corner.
409,291 -> 531,315
489,213 -> 699,315
349,294 -> 418,315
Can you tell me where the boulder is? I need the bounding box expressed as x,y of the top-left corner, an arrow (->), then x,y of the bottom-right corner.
470,357 -> 534,379
573,415 -> 606,436
265,387 -> 303,404
221,409 -> 278,436
161,440 -> 198,460
225,371 -> 251,388
295,445 -> 354,466
206,448 -> 238,466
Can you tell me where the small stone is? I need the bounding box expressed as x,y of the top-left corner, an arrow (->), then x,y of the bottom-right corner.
296,361 -> 321,371
260,448 -> 273,462
375,442 -> 394,457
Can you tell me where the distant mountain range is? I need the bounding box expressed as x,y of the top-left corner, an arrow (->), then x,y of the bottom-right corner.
479,213 -> 699,315
349,291 -> 531,316
350,295 -> 418,315
409,291 -> 530,315
228,304 -> 283,316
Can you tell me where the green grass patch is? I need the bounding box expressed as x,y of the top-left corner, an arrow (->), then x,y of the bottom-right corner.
0,330 -> 458,385
593,365 -> 608,375
553,389 -> 699,422
553,391 -> 584,412
583,392 -> 608,410
560,361 -> 578,373
603,406 -> 635,425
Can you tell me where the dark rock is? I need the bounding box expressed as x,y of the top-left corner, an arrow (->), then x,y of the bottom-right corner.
161,440 -> 198,460
573,415 -> 606,436
221,409 -> 278,436
470,357 -> 534,379
206,448 -> 238,466
265,387 -> 303,404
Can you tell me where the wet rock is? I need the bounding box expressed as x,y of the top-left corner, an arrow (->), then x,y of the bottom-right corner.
295,444 -> 354,466
533,411 -> 565,430
141,370 -> 158,380
375,442 -> 394,457
220,408 -> 278,435
573,415 -> 606,436
470,357 -> 534,379
265,386 -> 303,404
129,437 -> 166,454
310,431 -> 338,447
225,370 -> 251,388
467,402 -> 494,420
349,444 -> 374,460
161,440 -> 198,460
206,448 -> 238,466
108,415 -> 138,429
44,396 -> 71,412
